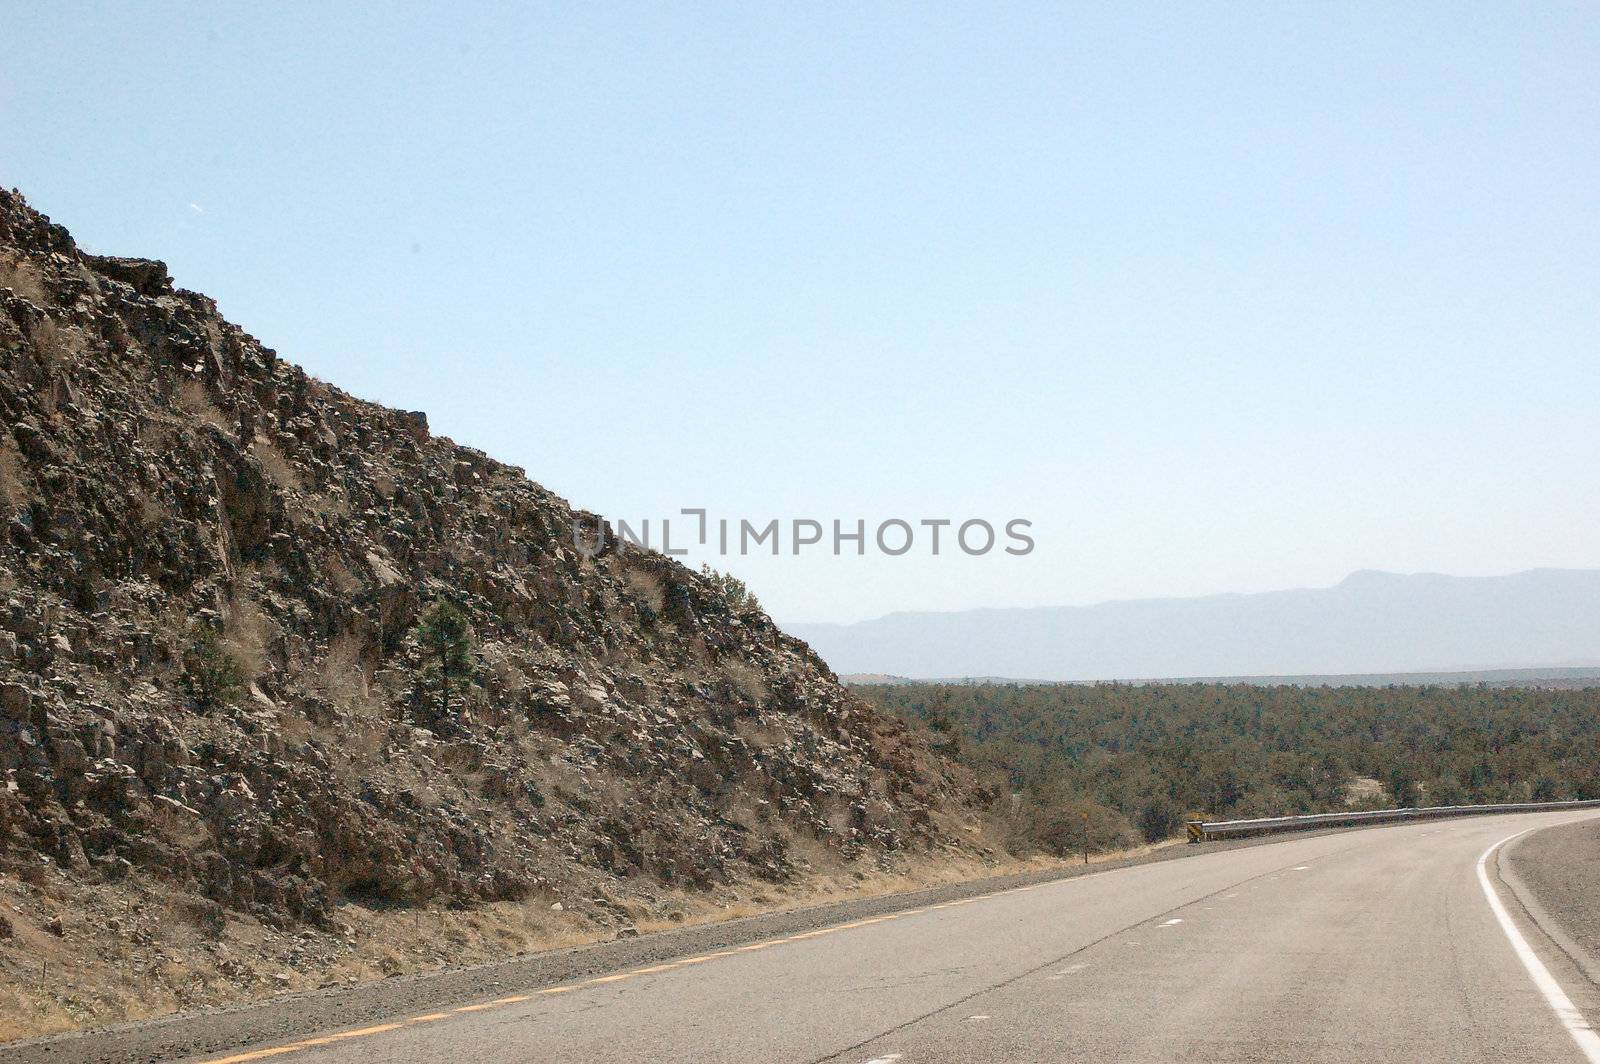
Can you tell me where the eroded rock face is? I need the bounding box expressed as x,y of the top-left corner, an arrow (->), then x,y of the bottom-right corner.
0,189 -> 979,930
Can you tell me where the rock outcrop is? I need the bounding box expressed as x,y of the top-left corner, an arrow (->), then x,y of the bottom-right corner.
0,189 -> 981,945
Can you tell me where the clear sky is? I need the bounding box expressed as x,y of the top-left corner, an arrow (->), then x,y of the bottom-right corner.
4,3 -> 1597,623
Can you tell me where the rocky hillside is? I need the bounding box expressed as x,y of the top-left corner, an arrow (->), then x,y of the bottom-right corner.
0,190 -> 986,1033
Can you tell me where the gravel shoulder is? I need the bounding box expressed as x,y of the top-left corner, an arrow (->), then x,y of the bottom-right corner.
1504,817 -> 1600,985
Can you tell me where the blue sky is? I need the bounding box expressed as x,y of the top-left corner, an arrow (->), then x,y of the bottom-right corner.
4,3 -> 1597,622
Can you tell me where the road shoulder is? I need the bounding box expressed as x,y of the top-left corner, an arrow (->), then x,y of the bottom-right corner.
1503,818 -> 1600,989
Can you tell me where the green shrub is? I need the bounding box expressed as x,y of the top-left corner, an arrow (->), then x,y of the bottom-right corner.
183,623 -> 243,710
699,563 -> 760,615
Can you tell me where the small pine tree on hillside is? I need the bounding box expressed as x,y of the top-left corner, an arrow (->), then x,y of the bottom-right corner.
413,601 -> 475,728
183,623 -> 243,710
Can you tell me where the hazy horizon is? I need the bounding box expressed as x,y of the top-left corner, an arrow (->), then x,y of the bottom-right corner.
785,568 -> 1600,680
778,565 -> 1600,626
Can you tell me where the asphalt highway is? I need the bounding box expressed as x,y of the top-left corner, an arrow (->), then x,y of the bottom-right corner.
174,810 -> 1600,1064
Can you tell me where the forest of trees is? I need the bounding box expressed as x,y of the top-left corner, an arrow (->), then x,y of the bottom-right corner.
859,682 -> 1600,856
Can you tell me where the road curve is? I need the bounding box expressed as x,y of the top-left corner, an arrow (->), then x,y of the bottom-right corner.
180,810 -> 1600,1064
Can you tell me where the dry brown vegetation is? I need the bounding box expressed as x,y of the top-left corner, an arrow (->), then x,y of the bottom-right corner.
319,631 -> 374,706
623,567 -> 666,614
0,439 -> 27,514
175,379 -> 233,434
221,594 -> 276,686
135,489 -> 168,528
724,658 -> 770,703
26,318 -> 73,375
0,251 -> 47,305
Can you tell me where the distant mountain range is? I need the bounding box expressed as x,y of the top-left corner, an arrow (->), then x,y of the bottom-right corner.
785,569 -> 1600,682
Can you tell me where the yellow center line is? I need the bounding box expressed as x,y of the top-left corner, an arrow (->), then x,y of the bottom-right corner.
327,1024 -> 404,1040
205,1047 -> 309,1064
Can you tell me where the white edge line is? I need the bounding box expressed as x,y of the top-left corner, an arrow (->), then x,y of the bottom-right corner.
1477,828 -> 1600,1063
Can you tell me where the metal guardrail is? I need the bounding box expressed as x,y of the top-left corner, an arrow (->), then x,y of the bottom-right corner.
1185,798 -> 1600,843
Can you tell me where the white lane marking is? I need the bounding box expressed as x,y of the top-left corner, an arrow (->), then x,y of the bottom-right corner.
967,1014 -> 991,1021
863,1056 -> 902,1064
1223,893 -> 1239,899
1292,865 -> 1309,870
1161,918 -> 1184,926
1477,828 -> 1600,1063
